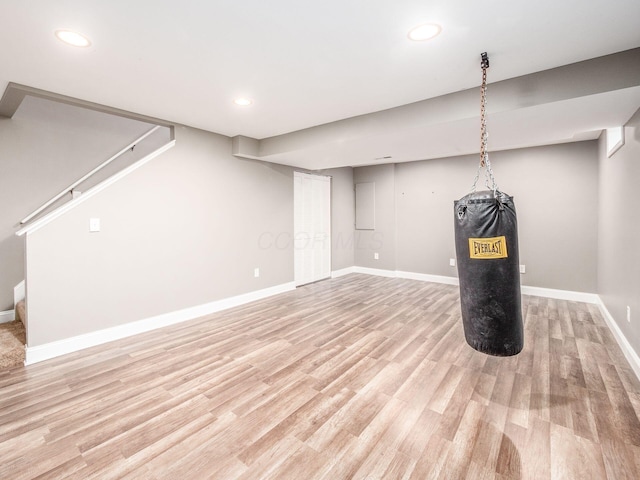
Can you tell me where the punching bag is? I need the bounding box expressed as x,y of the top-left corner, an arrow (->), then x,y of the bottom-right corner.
454,190 -> 523,356
453,52 -> 523,356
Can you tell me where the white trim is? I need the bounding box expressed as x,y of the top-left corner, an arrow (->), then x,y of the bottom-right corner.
331,267 -> 356,278
520,285 -> 599,304
25,281 -> 295,365
350,267 -> 600,302
597,297 -> 640,381
352,266 -> 398,278
14,280 -> 25,305
396,270 -> 460,286
17,139 -> 176,237
0,310 -> 15,324
20,126 -> 162,225
606,126 -> 625,157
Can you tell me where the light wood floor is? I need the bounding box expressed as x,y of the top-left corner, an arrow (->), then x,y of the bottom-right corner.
1,274 -> 639,479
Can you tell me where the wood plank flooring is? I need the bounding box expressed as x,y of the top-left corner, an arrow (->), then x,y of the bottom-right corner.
1,273 -> 639,479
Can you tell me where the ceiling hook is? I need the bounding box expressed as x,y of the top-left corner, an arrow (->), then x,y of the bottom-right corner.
481,52 -> 489,69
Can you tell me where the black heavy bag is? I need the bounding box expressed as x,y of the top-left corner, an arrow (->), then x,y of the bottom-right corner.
454,190 -> 523,356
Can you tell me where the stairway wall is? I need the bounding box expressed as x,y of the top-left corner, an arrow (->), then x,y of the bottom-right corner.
26,125 -> 295,347
597,106 -> 640,360
0,96 -> 156,310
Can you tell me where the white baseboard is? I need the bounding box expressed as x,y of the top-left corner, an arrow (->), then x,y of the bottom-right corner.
331,267 -> 356,278
0,310 -> 15,324
396,270 -> 460,286
355,267 -> 461,285
23,265 -> 638,383
352,266 -> 398,278
25,281 -> 296,365
520,285 -> 599,304
350,266 -> 600,303
597,298 -> 640,381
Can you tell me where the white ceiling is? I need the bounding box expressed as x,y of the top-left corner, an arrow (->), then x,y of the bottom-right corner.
1,0 -> 640,169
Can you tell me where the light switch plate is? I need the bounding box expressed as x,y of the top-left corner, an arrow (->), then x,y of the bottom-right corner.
89,218 -> 100,232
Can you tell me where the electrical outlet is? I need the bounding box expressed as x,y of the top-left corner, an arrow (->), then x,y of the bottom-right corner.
519,265 -> 526,274
374,252 -> 379,260
254,268 -> 260,278
628,306 -> 631,323
449,258 -> 456,267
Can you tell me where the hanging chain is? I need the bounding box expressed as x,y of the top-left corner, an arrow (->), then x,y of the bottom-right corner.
471,52 -> 498,195
480,66 -> 488,167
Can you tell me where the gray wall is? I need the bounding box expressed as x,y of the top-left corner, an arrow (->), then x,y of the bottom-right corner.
26,125 -> 294,346
22,125 -> 603,348
321,166 -> 355,272
0,97 -> 154,311
353,164 -> 396,271
355,141 -> 599,292
598,107 -> 640,355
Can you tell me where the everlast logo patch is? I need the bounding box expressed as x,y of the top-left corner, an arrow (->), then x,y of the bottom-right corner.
468,236 -> 508,259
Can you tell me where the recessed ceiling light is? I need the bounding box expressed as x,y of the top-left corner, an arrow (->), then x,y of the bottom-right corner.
55,29 -> 91,47
233,98 -> 253,106
407,23 -> 442,42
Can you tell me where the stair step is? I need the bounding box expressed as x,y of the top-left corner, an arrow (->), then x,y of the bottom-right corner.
16,300 -> 25,325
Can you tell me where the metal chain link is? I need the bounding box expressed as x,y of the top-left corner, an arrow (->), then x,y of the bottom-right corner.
471,54 -> 498,195
480,67 -> 488,167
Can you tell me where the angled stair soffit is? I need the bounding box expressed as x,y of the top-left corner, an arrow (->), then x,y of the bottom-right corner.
1,85 -> 177,237
0,82 -> 174,127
